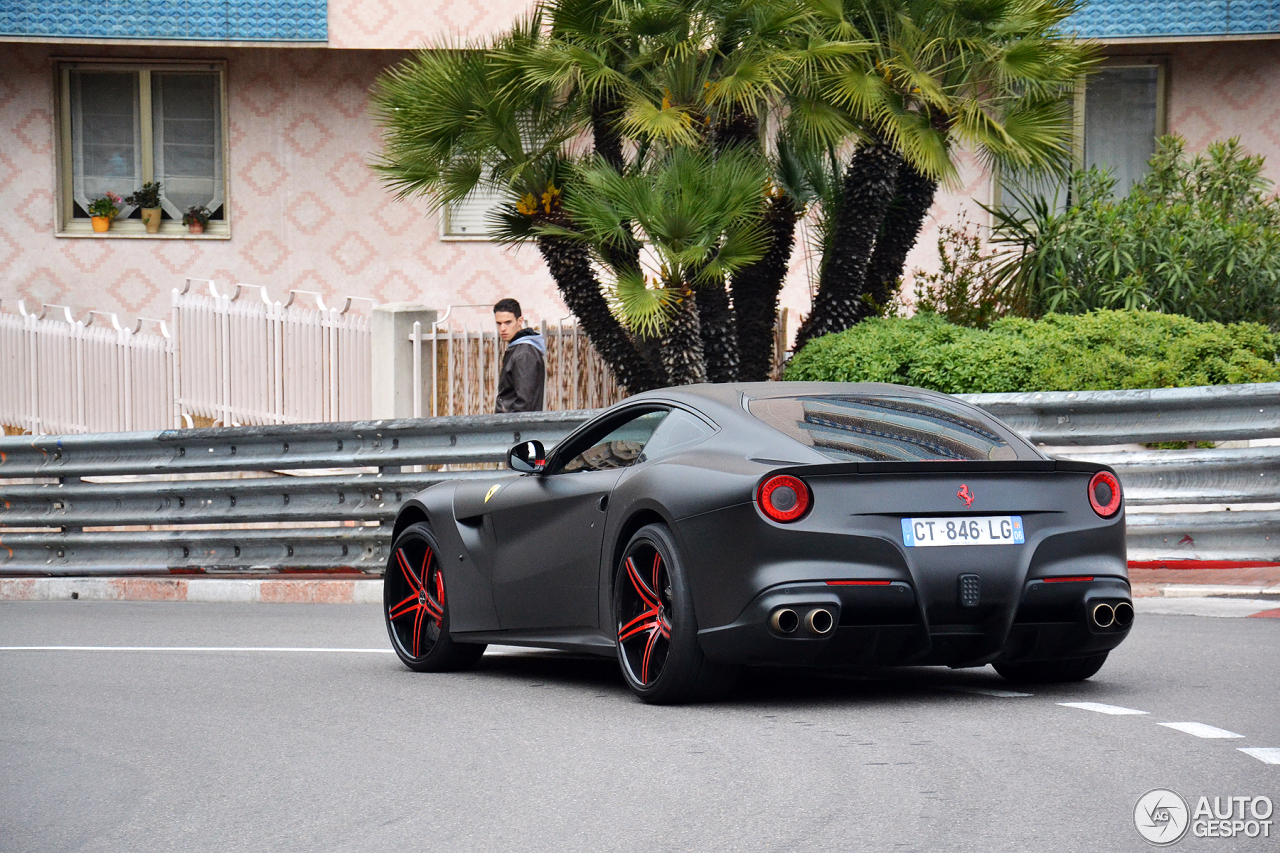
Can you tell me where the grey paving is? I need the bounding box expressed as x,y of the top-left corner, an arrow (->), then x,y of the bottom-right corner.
1,602 -> 1277,853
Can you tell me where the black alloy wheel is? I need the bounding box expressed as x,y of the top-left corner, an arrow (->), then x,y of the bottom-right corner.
384,522 -> 485,672
613,524 -> 737,704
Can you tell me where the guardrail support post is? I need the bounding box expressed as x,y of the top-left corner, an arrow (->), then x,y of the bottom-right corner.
371,304 -> 436,420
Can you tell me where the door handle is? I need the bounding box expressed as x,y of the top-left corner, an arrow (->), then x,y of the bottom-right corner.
597,495 -> 609,512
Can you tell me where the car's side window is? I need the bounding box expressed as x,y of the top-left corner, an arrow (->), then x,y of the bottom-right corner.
554,409 -> 670,474
637,409 -> 716,463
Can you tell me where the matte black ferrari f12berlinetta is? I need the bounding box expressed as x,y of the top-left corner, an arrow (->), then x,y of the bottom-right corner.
384,383 -> 1131,703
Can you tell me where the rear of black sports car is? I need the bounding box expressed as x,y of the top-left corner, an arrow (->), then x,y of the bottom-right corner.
681,389 -> 1132,678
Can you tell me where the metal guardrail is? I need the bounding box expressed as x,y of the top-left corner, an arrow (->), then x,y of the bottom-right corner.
956,383 -> 1280,445
0,411 -> 593,575
3,383 -> 1280,575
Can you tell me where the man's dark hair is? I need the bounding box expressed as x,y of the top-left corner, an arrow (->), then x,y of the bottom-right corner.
493,298 -> 522,317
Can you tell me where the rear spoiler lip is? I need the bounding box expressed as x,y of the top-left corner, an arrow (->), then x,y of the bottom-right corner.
771,459 -> 1114,477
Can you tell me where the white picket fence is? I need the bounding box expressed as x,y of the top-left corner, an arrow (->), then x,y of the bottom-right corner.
1,280 -> 374,435
2,285 -> 790,433
0,300 -> 175,435
173,279 -> 372,426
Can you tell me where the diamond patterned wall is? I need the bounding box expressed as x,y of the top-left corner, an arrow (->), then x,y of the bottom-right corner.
1067,0 -> 1280,38
0,0 -> 326,41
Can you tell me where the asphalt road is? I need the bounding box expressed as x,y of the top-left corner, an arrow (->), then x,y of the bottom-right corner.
1,602 -> 1277,853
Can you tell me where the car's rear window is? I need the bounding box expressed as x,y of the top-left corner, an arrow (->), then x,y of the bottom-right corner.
747,394 -> 1021,462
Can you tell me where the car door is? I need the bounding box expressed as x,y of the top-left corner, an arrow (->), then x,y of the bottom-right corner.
486,408 -> 669,631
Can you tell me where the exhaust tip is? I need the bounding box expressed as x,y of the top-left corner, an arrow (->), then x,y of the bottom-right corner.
805,608 -> 835,636
1113,601 -> 1134,628
769,608 -> 799,635
1091,602 -> 1115,629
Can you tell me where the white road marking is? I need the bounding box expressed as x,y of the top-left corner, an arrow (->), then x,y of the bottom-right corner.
0,646 -> 394,653
1159,721 -> 1245,739
942,686 -> 1033,698
1239,748 -> 1280,764
1058,701 -> 1149,715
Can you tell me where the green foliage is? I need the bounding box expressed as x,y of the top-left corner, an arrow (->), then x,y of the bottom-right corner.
903,213 -> 1008,328
548,147 -> 771,334
988,136 -> 1280,327
125,182 -> 162,209
784,310 -> 1280,393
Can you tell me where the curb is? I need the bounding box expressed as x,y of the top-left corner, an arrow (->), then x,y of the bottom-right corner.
0,577 -> 383,604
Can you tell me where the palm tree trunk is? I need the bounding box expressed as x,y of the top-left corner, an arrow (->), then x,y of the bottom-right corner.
534,228 -> 660,394
697,280 -> 738,383
857,163 -> 938,321
731,194 -> 798,382
659,288 -> 707,386
794,140 -> 902,351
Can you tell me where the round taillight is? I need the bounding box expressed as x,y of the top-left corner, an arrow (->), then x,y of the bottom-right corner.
1089,470 -> 1122,517
757,475 -> 811,523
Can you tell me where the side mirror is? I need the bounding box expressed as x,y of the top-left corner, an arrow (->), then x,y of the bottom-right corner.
508,439 -> 547,474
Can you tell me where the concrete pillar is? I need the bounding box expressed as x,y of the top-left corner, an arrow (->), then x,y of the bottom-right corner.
371,304 -> 436,420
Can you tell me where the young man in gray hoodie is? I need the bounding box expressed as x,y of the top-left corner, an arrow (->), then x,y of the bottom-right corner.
493,298 -> 546,413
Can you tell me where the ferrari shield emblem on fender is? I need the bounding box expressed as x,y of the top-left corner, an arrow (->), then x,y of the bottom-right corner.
484,484 -> 501,503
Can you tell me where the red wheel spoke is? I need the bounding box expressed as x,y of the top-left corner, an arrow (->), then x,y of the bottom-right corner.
640,626 -> 662,684
411,605 -> 426,657
652,553 -> 662,603
389,593 -> 422,621
423,593 -> 443,624
625,557 -> 660,609
619,609 -> 660,642
396,549 -> 424,594
435,568 -> 445,608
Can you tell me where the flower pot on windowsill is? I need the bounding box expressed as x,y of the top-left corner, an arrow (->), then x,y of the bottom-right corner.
91,215 -> 111,233
141,207 -> 162,234
187,221 -> 204,235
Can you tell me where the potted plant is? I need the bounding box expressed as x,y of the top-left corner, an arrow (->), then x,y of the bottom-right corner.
87,192 -> 123,233
182,205 -> 211,234
125,182 -> 163,233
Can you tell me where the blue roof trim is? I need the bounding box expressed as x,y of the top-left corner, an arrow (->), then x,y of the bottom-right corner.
1066,0 -> 1280,38
0,0 -> 327,42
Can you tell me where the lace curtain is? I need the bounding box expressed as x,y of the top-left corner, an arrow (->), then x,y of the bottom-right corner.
70,69 -> 222,220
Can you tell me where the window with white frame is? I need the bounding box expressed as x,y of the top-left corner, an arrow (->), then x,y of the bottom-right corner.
57,60 -> 227,235
998,58 -> 1166,214
441,185 -> 508,239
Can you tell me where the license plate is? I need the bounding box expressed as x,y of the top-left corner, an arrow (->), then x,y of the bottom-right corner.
901,516 -> 1024,547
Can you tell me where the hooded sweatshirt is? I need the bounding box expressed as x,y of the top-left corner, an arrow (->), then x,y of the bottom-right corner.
496,327 -> 546,413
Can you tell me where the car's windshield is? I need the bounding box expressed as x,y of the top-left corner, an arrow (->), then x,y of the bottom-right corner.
747,394 -> 1023,463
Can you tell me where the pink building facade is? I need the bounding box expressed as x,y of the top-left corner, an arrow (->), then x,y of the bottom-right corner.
1,2 -> 1278,333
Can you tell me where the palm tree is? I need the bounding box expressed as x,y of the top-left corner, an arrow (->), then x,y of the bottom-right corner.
544,148 -> 772,385
372,14 -> 663,394
789,0 -> 1097,350
374,0 -> 802,390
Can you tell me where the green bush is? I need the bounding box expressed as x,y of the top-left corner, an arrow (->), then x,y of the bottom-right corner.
988,137 -> 1280,327
783,310 -> 1280,393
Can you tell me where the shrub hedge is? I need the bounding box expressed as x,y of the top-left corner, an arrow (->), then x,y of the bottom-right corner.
782,310 -> 1280,393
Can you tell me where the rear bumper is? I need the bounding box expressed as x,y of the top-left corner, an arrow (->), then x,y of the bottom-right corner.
697,576 -> 1132,668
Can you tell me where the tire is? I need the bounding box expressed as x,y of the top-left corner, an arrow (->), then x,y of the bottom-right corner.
993,652 -> 1109,684
384,522 -> 486,672
613,524 -> 738,704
